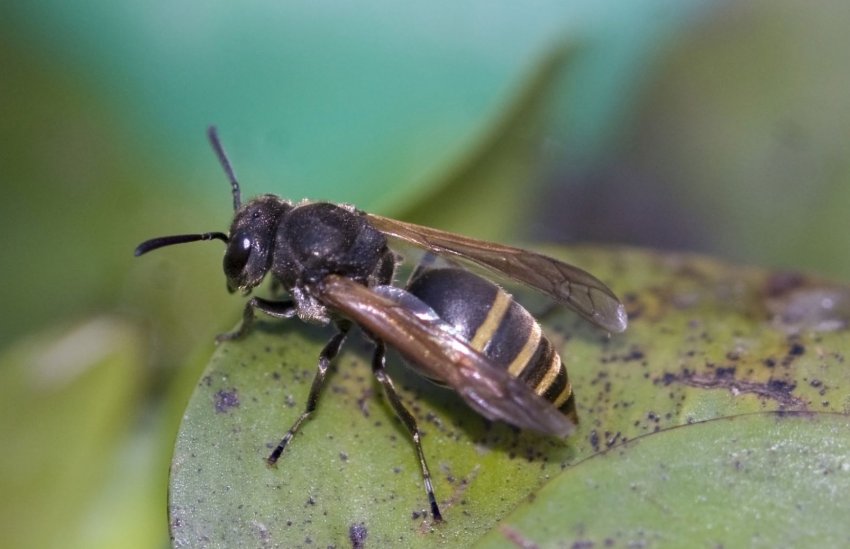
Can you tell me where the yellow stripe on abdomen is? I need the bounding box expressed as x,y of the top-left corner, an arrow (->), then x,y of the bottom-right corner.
534,350 -> 563,397
469,289 -> 511,352
506,322 -> 541,378
552,379 -> 573,409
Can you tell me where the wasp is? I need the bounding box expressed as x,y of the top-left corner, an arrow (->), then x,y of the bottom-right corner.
135,127 -> 627,522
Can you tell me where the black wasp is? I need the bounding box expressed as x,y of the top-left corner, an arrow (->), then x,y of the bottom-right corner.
135,127 -> 627,522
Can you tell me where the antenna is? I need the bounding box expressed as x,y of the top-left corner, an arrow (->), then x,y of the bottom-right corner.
207,126 -> 242,211
134,232 -> 229,256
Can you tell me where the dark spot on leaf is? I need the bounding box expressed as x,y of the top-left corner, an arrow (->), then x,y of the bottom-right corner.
252,520 -> 270,544
605,431 -> 621,448
214,389 -> 239,413
788,342 -> 805,356
715,366 -> 736,380
767,378 -> 796,394
589,430 -> 600,452
349,522 -> 368,549
357,388 -> 373,418
625,347 -> 645,361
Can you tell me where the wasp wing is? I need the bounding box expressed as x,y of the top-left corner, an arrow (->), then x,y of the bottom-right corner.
319,275 -> 575,437
366,214 -> 627,333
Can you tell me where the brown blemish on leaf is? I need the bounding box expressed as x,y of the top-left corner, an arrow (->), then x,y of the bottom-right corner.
499,524 -> 540,549
349,522 -> 368,549
251,520 -> 271,545
214,388 -> 240,413
357,387 -> 373,417
603,431 -> 622,449
442,464 -> 480,513
660,369 -> 805,408
588,430 -> 600,452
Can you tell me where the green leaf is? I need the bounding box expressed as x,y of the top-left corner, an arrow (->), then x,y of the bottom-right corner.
475,412 -> 850,548
169,247 -> 850,546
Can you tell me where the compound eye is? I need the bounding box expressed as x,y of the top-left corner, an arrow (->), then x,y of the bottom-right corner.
224,231 -> 252,279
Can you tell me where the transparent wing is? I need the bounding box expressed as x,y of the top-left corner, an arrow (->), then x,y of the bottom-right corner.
319,275 -> 575,437
366,214 -> 627,333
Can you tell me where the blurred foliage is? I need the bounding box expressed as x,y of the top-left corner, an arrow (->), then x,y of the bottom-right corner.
538,1 -> 850,280
1,1 -> 848,548
632,1 -> 850,278
0,318 -> 154,547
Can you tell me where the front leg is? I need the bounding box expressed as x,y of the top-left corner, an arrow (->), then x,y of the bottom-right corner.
267,320 -> 352,464
216,297 -> 297,342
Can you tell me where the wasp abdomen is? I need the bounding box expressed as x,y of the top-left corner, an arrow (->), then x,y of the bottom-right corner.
407,268 -> 576,420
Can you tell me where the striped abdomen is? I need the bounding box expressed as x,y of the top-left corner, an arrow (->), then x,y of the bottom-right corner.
406,268 -> 576,421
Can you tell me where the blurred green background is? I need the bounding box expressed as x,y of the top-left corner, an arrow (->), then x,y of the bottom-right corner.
1,1 -> 848,547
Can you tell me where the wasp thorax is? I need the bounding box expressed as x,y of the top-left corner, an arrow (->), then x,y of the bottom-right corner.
274,202 -> 388,287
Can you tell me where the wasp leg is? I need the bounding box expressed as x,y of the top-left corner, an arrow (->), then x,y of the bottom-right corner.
267,320 -> 352,465
371,341 -> 444,522
216,297 -> 297,342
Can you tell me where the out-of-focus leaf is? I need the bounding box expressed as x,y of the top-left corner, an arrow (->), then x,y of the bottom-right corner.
0,32 -> 232,353
400,44 -> 576,240
0,317 -> 157,548
617,0 -> 850,277
169,246 -> 850,546
3,2 -> 703,210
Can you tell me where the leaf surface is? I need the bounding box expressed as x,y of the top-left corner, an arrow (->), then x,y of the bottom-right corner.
170,248 -> 850,547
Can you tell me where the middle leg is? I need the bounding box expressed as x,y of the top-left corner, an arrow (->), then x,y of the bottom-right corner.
371,341 -> 443,522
